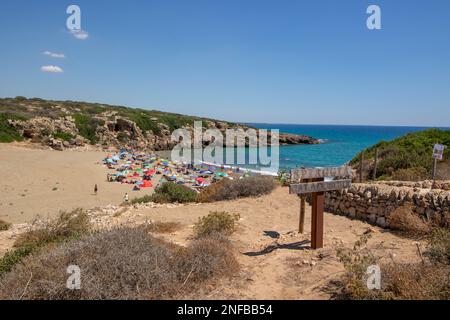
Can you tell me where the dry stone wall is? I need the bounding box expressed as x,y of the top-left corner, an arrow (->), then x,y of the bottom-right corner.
314,182 -> 450,229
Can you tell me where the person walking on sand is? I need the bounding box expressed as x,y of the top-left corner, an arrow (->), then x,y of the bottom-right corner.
94,184 -> 98,195
124,193 -> 129,203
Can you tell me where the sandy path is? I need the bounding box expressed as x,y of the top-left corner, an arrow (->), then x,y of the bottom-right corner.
125,187 -> 423,300
0,144 -> 155,224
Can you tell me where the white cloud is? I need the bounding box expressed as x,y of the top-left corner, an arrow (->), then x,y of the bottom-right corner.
70,29 -> 89,40
43,51 -> 65,58
41,65 -> 64,73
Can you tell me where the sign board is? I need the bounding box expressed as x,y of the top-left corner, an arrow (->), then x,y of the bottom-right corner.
433,144 -> 447,160
290,179 -> 352,195
290,166 -> 353,181
289,166 -> 353,250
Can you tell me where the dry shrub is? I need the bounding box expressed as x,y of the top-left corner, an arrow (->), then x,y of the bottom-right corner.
14,208 -> 90,248
198,175 -> 276,203
425,228 -> 450,264
388,205 -> 431,236
0,245 -> 36,276
143,221 -> 181,233
197,181 -> 224,203
0,227 -> 238,300
336,230 -> 450,300
391,167 -> 429,181
380,263 -> 450,300
175,233 -> 239,284
336,232 -> 382,299
194,211 -> 240,238
0,219 -> 11,231
0,209 -> 90,278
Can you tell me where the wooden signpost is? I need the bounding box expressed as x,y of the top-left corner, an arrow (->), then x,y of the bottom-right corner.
289,166 -> 353,249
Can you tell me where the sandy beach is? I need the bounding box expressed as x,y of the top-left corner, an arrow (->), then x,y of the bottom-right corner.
0,143 -> 156,224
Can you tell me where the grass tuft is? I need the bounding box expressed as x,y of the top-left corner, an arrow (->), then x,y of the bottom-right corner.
194,211 -> 240,238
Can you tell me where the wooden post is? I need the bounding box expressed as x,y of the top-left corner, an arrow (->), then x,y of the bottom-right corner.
373,149 -> 378,180
432,157 -> 437,189
311,178 -> 324,249
299,195 -> 306,233
359,152 -> 364,183
289,166 -> 353,250
298,178 -> 306,233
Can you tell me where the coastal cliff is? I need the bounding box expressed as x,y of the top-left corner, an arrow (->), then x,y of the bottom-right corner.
0,97 -> 319,151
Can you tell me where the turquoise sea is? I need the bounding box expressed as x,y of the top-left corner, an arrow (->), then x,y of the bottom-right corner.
233,124 -> 449,171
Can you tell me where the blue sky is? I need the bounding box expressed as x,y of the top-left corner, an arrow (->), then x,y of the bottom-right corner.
0,0 -> 449,126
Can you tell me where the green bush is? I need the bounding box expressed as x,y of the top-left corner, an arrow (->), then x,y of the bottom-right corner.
129,194 -> 153,205
0,113 -> 25,143
73,114 -> 104,144
0,245 -> 37,276
194,211 -> 240,238
121,110 -> 161,135
351,129 -> 450,181
152,182 -> 197,203
53,131 -> 74,142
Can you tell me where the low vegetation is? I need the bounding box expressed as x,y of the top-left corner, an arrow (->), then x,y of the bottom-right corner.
0,209 -> 90,277
387,205 -> 432,237
13,209 -> 90,248
143,221 -> 182,234
336,229 -> 450,300
194,211 -> 240,238
129,194 -> 153,205
198,176 -> 277,202
53,131 -> 74,142
350,129 -> 450,181
0,245 -> 36,277
0,113 -> 25,143
151,182 -> 198,204
129,177 -> 276,206
390,167 -> 429,181
73,114 -> 104,144
0,227 -> 238,299
0,219 -> 11,231
425,228 -> 450,264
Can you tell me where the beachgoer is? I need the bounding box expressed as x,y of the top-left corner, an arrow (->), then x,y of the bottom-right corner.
124,193 -> 129,203
94,184 -> 98,195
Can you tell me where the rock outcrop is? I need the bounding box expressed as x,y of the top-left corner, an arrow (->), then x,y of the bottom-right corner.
8,112 -> 319,151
